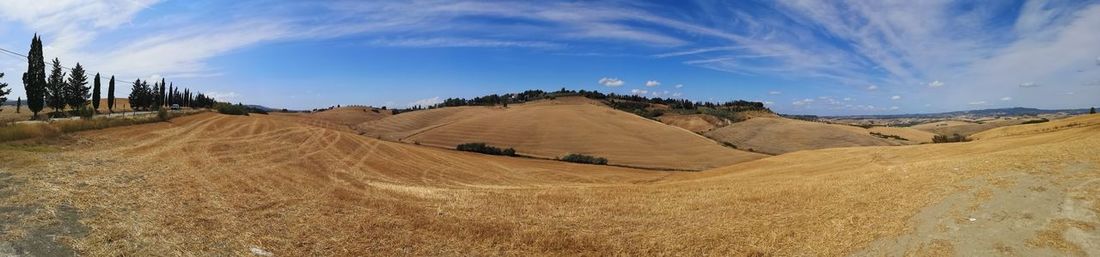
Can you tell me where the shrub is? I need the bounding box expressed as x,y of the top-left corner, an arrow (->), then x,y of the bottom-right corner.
215,103 -> 250,116
456,143 -> 517,156
560,153 -> 608,165
157,108 -> 169,121
869,132 -> 908,141
1021,118 -> 1048,124
932,133 -> 970,143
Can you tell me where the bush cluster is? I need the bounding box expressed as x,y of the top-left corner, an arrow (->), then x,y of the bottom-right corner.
869,132 -> 908,141
456,143 -> 517,156
932,133 -> 970,143
560,153 -> 608,165
215,103 -> 250,116
1020,118 -> 1049,124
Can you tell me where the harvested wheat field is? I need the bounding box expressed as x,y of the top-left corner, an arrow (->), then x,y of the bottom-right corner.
911,118 -> 1040,137
2,112 -> 1098,256
656,113 -> 729,133
868,126 -> 938,143
362,96 -> 764,170
705,117 -> 912,155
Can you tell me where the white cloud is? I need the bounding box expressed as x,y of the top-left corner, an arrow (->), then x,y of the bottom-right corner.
890,95 -> 901,100
407,96 -> 442,107
889,106 -> 899,110
768,91 -> 782,95
927,80 -> 945,88
630,89 -> 648,95
968,101 -> 987,105
370,38 -> 560,48
792,98 -> 815,106
206,91 -> 239,102
842,97 -> 852,101
866,85 -> 878,91
645,80 -> 661,87
1000,96 -> 1013,101
1019,82 -> 1040,88
598,77 -> 624,87
764,101 -> 774,105
674,84 -> 683,89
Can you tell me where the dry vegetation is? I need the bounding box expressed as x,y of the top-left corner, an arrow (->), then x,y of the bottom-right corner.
704,116 -> 914,154
358,96 -> 764,170
0,112 -> 1097,256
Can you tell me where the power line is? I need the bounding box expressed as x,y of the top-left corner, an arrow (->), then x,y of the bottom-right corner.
0,46 -> 147,85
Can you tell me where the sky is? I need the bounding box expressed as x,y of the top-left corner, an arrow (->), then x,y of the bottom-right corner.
0,0 -> 1098,115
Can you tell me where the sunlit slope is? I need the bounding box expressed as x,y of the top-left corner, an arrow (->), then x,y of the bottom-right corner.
970,113 -> 1100,140
704,117 -> 908,154
868,126 -> 937,143
911,118 -> 1034,137
357,106 -> 497,141
376,97 -> 765,170
290,106 -> 391,130
47,112 -> 1100,256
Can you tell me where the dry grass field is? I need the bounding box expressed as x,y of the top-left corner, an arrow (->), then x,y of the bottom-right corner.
910,118 -> 1037,137
656,113 -> 729,133
704,117 -> 913,154
1,112 -> 1097,256
867,126 -> 938,143
360,97 -> 764,170
0,99 -> 134,123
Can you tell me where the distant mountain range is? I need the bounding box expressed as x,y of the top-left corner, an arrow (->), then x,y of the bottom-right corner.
826,107 -> 1091,119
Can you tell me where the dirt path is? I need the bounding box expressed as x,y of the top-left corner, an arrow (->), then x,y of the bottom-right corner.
853,162 -> 1100,256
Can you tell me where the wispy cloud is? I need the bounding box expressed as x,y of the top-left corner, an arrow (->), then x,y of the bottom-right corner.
408,96 -> 442,107
645,80 -> 660,87
599,77 -> 624,87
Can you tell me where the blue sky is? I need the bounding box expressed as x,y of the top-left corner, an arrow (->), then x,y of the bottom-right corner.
0,0 -> 1098,115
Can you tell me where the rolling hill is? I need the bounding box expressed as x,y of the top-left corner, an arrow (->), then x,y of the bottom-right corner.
359,96 -> 764,170
703,116 -> 912,154
2,111 -> 1096,256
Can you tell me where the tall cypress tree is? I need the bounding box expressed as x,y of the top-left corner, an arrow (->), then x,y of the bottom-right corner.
159,78 -> 166,108
107,76 -> 115,113
45,58 -> 67,116
92,73 -> 101,112
16,97 -> 21,113
66,63 -> 89,111
0,73 -> 10,106
23,35 -> 46,120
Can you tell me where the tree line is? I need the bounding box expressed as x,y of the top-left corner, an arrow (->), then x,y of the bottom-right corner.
10,34 -> 219,120
425,88 -> 769,112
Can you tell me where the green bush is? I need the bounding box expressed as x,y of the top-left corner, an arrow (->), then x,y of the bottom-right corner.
560,153 -> 608,165
215,103 -> 250,116
932,133 -> 970,143
456,143 -> 517,156
1021,118 -> 1049,124
869,132 -> 908,141
157,108 -> 169,121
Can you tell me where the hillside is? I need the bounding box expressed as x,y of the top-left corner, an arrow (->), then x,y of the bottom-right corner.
2,112 -> 1097,256
704,117 -> 910,154
291,106 -> 391,130
911,118 -> 1038,137
360,96 -> 764,170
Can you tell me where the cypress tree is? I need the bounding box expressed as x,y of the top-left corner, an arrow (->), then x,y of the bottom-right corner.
92,73 -> 101,112
1091,107 -> 1096,114
107,76 -> 115,113
0,73 -> 9,106
23,35 -> 46,120
16,97 -> 21,113
66,63 -> 89,111
45,58 -> 67,116
159,78 -> 166,108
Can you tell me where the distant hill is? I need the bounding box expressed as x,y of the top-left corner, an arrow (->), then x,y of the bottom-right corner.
824,107 -> 1090,119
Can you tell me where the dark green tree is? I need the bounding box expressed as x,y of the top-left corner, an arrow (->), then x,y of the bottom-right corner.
45,58 -> 67,116
92,73 -> 101,112
0,73 -> 10,106
22,35 -> 46,120
159,78 -> 166,108
1091,107 -> 1096,114
66,63 -> 89,111
107,76 -> 115,113
16,97 -> 21,113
